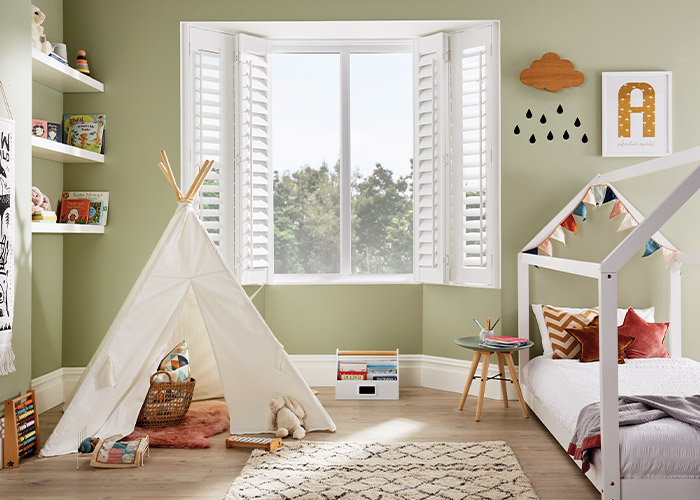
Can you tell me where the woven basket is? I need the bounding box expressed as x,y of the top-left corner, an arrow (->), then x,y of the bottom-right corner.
136,371 -> 196,428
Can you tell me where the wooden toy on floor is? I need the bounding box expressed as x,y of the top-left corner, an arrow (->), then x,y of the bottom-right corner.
4,391 -> 41,468
226,435 -> 282,451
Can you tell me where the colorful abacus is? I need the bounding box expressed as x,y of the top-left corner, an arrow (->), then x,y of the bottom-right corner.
4,391 -> 41,469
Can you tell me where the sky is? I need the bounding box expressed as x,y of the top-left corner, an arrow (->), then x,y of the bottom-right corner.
270,52 -> 413,179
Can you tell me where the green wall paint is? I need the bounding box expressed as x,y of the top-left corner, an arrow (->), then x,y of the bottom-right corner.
0,0 -> 32,401
51,0 -> 700,372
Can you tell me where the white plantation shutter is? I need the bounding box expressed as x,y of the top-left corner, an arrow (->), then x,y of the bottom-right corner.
183,27 -> 235,263
235,34 -> 273,284
449,26 -> 500,287
413,33 -> 448,284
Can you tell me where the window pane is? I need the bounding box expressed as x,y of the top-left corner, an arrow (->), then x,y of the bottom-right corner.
350,53 -> 413,274
271,54 -> 340,274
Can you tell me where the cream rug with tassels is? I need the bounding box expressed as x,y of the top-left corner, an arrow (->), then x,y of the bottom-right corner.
225,441 -> 539,499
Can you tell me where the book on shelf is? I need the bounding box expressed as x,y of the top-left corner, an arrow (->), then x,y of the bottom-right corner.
338,371 -> 366,381
371,375 -> 398,381
63,114 -> 105,154
58,199 -> 90,224
338,363 -> 366,372
59,191 -> 109,225
87,201 -> 103,225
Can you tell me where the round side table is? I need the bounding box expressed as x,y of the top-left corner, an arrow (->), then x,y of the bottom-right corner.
454,336 -> 533,421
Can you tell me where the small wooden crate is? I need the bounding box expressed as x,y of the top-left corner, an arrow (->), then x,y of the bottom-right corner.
226,435 -> 282,451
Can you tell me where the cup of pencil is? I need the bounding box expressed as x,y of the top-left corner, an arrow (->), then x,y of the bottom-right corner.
474,317 -> 499,341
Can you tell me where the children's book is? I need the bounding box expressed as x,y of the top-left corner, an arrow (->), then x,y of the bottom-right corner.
63,114 -> 105,154
61,191 -> 109,225
47,122 -> 61,143
87,201 -> 103,225
31,120 -> 47,138
59,199 -> 90,224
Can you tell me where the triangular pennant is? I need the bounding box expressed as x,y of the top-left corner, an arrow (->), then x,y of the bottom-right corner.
523,247 -> 538,255
642,239 -> 662,258
582,188 -> 596,206
603,186 -> 618,204
538,238 -> 553,256
550,226 -> 566,244
593,185 -> 607,205
561,214 -> 578,234
609,199 -> 627,219
617,212 -> 638,232
662,247 -> 678,268
573,202 -> 587,220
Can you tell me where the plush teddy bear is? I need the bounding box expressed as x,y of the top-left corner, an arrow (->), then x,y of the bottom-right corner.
31,5 -> 52,54
268,395 -> 306,439
31,186 -> 51,214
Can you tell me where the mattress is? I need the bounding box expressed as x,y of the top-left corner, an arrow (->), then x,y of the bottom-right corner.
522,356 -> 700,478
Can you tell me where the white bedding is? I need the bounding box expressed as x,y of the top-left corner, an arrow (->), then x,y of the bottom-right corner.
522,356 -> 700,478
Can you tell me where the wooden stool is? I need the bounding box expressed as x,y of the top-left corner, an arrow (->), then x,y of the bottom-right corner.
454,336 -> 533,421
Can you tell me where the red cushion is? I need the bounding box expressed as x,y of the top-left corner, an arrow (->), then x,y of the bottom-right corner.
566,317 -> 635,364
617,307 -> 670,359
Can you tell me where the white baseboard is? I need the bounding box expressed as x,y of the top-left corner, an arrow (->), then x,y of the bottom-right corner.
30,354 -> 519,412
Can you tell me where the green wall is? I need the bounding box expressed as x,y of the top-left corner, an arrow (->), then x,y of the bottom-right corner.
0,0 -> 33,401
37,0 -> 700,373
31,0 -> 64,378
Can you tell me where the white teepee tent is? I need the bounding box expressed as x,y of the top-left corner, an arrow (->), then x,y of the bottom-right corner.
40,153 -> 336,457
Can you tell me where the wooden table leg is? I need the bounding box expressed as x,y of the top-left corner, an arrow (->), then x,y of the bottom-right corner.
496,352 -> 509,408
458,351 -> 481,410
475,352 -> 491,421
504,352 -> 528,418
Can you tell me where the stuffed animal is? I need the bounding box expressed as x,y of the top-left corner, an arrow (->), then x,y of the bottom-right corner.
31,5 -> 52,54
268,395 -> 306,439
31,186 -> 51,214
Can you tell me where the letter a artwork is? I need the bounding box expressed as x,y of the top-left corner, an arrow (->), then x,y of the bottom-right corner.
618,82 -> 656,138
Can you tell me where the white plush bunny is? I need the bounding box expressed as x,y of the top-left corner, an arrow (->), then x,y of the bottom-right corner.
31,5 -> 52,54
268,395 -> 306,439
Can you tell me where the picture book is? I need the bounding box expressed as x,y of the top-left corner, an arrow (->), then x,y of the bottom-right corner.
61,191 -> 109,225
87,201 -> 103,225
63,114 -> 105,154
31,120 -> 47,139
47,122 -> 61,143
59,199 -> 90,224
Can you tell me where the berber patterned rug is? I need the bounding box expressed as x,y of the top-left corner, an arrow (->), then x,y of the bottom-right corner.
224,441 -> 539,499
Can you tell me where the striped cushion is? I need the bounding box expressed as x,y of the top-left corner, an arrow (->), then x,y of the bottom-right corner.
542,305 -> 598,359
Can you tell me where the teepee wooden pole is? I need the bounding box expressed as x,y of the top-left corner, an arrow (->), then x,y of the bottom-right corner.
160,150 -> 184,201
187,160 -> 215,201
158,162 -> 183,201
183,160 -> 209,201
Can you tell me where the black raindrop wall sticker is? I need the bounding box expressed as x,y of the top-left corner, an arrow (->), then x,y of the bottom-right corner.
526,109 -> 532,119
581,134 -> 588,143
563,130 -> 570,140
540,114 -> 547,124
514,125 -> 520,135
547,131 -> 554,141
574,117 -> 581,127
529,134 -> 536,144
557,104 -> 564,114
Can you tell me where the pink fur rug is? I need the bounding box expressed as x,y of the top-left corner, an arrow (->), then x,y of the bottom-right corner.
123,400 -> 230,448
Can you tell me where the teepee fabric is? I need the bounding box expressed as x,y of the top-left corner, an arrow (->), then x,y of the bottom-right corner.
41,204 -> 335,457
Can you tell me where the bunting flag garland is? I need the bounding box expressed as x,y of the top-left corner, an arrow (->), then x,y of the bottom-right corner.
561,214 -> 577,233
642,238 -> 662,258
523,247 -> 538,255
582,188 -> 596,206
617,212 -> 638,232
592,185 -> 608,205
573,202 -> 587,220
538,238 -> 553,256
550,225 -> 566,244
609,199 -> 627,219
603,186 -> 618,204
662,247 -> 679,268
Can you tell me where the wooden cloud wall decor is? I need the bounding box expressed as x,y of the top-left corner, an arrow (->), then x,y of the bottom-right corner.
520,52 -> 584,92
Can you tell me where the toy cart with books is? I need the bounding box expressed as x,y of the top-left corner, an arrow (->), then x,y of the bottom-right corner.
335,349 -> 399,400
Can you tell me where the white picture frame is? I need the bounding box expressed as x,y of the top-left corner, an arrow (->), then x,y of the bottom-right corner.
602,71 -> 672,157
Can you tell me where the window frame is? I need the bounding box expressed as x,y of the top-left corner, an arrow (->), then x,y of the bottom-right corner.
269,40 -> 416,284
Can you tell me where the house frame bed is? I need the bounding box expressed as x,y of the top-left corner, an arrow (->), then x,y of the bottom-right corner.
517,146 -> 700,500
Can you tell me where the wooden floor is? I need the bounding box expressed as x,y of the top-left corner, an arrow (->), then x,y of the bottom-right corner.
0,387 -> 599,499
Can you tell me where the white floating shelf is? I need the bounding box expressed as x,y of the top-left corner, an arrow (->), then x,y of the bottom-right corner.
32,136 -> 104,164
32,49 -> 104,93
32,223 -> 105,234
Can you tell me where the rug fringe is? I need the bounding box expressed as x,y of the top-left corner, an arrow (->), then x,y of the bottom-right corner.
0,345 -> 16,376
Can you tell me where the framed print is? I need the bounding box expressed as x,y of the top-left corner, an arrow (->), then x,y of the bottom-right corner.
602,71 -> 672,157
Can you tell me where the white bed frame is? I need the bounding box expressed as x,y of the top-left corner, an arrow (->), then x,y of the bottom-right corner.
517,146 -> 700,500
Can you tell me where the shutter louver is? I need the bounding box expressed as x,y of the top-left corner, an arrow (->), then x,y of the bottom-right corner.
449,26 -> 499,287
236,34 -> 273,284
413,33 -> 448,284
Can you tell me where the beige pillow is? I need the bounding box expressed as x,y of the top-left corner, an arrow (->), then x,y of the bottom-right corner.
541,305 -> 598,359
